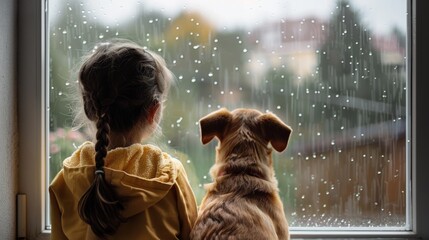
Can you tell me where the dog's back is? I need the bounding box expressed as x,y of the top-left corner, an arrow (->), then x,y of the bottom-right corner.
191,196 -> 280,239
190,108 -> 291,240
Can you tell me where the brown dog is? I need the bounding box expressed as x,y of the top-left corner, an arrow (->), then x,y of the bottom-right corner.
190,108 -> 292,240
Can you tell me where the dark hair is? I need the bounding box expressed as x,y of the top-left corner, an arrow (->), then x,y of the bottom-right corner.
77,39 -> 172,238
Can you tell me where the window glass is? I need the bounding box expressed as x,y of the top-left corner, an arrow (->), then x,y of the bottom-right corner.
48,0 -> 408,228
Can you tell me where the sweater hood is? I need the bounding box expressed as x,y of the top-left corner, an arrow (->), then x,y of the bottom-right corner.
62,141 -> 179,218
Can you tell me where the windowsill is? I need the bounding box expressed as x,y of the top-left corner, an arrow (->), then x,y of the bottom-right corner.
33,232 -> 50,240
292,230 -> 417,239
37,231 -> 420,240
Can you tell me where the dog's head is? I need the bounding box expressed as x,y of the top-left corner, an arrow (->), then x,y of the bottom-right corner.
199,108 -> 292,153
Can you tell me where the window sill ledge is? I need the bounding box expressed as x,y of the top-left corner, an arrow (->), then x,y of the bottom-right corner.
35,231 -> 420,240
291,230 -> 418,239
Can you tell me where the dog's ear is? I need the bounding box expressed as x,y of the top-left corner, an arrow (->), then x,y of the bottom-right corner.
258,113 -> 292,152
199,108 -> 232,144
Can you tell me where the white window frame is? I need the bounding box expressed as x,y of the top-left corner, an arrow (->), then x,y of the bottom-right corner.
17,0 -> 429,239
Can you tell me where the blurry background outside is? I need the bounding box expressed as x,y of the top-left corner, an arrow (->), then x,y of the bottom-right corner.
48,0 -> 408,229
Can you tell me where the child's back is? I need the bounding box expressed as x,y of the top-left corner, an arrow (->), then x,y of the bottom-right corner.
50,142 -> 196,239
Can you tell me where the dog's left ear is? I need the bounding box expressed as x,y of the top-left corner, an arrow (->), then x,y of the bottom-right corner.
199,108 -> 232,144
258,113 -> 292,152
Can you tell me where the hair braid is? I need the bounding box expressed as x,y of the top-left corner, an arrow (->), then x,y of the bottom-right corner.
95,114 -> 110,169
78,113 -> 124,238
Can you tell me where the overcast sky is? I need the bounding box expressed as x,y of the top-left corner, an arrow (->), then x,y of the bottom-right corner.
50,0 -> 407,35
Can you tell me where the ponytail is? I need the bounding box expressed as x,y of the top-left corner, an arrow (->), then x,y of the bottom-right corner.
78,114 -> 124,238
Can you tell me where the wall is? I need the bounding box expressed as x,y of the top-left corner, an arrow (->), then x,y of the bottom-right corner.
415,1 -> 429,238
0,0 -> 18,239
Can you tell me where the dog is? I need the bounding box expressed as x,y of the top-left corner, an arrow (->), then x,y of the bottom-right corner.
190,108 -> 292,240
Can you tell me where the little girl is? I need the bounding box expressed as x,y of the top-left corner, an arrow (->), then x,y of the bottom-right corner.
49,39 -> 197,239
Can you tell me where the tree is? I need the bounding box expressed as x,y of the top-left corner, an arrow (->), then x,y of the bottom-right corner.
318,0 -> 397,130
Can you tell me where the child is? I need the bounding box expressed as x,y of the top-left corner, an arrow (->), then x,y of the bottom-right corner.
49,39 -> 198,239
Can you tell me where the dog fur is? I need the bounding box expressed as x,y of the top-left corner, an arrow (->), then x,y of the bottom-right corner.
190,108 -> 292,240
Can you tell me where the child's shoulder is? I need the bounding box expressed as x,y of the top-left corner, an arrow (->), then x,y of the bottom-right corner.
123,143 -> 184,175
140,144 -> 185,171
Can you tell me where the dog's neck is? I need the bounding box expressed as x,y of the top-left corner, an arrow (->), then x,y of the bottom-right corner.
208,156 -> 277,196
214,145 -> 273,182
217,155 -> 269,178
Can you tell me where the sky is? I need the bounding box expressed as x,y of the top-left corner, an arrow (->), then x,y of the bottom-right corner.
50,0 -> 407,35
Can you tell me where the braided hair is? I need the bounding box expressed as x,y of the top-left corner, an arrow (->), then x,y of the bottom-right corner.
76,39 -> 172,238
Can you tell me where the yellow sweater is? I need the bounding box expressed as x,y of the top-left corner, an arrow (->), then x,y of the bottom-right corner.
49,142 -> 197,240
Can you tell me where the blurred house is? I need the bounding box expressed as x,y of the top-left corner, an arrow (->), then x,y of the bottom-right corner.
373,34 -> 406,67
249,18 -> 326,84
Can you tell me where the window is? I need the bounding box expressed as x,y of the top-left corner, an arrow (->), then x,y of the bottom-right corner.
18,0 -> 429,239
48,0 -> 408,231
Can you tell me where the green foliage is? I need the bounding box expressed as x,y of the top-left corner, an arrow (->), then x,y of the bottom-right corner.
49,128 -> 86,182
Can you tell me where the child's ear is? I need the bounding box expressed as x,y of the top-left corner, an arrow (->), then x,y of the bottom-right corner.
258,113 -> 292,152
147,103 -> 161,124
199,108 -> 232,144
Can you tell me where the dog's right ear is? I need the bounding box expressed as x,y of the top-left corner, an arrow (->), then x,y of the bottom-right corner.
258,113 -> 292,152
199,108 -> 232,144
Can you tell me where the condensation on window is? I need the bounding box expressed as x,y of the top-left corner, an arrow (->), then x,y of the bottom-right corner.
48,0 -> 408,228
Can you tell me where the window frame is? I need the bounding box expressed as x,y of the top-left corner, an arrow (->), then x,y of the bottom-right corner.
17,0 -> 428,239
18,0 -> 50,239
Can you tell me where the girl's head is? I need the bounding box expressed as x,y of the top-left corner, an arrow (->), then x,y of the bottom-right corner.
79,39 -> 172,138
77,39 -> 172,238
